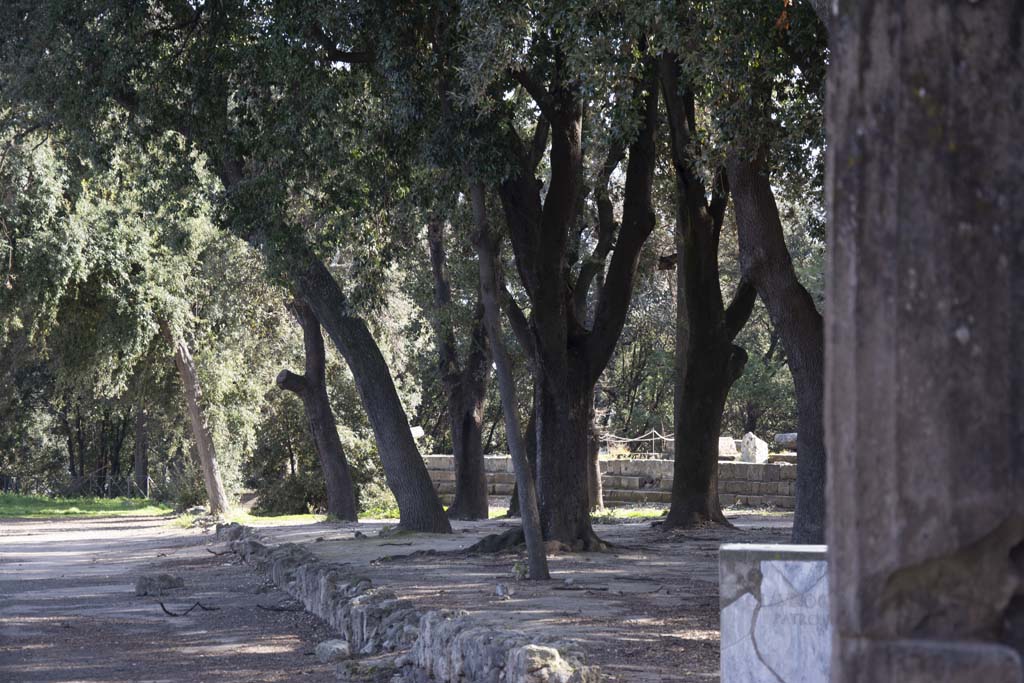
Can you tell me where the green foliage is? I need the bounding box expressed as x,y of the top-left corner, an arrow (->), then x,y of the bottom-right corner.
0,493 -> 171,518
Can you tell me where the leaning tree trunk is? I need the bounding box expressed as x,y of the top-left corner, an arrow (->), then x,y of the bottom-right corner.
162,324 -> 230,516
293,256 -> 451,533
506,404 -> 538,518
473,183 -> 549,579
728,155 -> 826,543
427,218 -> 490,520
276,300 -> 358,521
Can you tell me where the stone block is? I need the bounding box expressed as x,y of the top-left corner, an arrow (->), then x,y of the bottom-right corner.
769,453 -> 799,464
603,489 -> 672,504
718,462 -> 740,480
428,470 -> 456,483
601,474 -> 642,490
718,436 -> 740,458
483,455 -> 513,473
779,464 -> 798,480
763,465 -> 781,482
490,472 -> 516,485
422,455 -> 455,471
774,432 -> 798,450
315,639 -> 351,662
740,433 -> 770,463
720,544 -> 830,683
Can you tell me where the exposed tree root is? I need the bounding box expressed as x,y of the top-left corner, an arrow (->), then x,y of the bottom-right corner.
159,601 -> 219,617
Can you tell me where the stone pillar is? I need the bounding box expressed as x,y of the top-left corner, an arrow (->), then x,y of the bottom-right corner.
825,1 -> 1023,681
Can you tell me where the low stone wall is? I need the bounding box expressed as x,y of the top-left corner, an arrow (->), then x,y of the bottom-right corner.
422,455 -> 797,510
217,523 -> 598,683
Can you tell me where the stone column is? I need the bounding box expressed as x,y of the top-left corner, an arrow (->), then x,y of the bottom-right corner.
825,1 -> 1023,681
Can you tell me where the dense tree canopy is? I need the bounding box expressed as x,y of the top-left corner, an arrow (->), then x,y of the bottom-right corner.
0,0 -> 827,545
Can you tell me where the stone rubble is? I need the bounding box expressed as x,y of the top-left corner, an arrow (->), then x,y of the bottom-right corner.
217,523 -> 599,683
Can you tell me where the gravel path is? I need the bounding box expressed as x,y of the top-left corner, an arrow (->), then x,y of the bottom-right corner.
0,515 -> 335,683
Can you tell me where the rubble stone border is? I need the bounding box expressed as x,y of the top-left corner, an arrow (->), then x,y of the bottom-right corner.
216,523 -> 600,682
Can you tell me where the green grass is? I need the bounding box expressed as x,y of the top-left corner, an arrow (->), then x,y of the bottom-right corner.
225,510 -> 327,526
0,493 -> 173,519
591,506 -> 668,524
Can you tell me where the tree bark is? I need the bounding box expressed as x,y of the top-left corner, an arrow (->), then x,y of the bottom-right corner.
660,53 -> 757,530
293,256 -> 451,533
473,182 -> 549,579
162,324 -> 230,516
497,65 -> 658,546
826,1 -> 1024,677
728,154 -> 826,543
276,300 -> 358,521
426,218 -> 490,520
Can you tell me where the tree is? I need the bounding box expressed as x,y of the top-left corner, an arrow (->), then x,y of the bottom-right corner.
659,53 -> 756,529
0,1 -> 452,532
426,217 -> 490,520
276,301 -> 358,521
473,183 -> 549,579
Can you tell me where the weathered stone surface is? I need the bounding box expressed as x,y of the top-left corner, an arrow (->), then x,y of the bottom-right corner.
217,525 -> 599,683
134,573 -> 184,596
315,639 -> 352,662
720,544 -> 830,683
774,433 -> 798,450
739,433 -> 769,464
718,436 -> 739,458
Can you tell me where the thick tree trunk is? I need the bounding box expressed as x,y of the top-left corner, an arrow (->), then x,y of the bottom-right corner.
728,156 -> 826,543
163,325 -> 230,516
294,257 -> 451,533
497,67 -> 658,546
535,371 -> 604,548
827,1 -> 1024,677
276,301 -> 358,521
660,53 -> 757,530
473,183 -> 549,579
133,406 -> 148,497
426,218 -> 490,520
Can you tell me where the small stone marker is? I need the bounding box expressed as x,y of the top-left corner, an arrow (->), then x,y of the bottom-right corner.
720,544 -> 830,683
315,639 -> 351,662
739,433 -> 769,463
717,436 -> 739,459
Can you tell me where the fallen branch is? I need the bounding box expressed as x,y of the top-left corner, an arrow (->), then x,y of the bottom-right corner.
206,547 -> 231,556
159,601 -> 220,617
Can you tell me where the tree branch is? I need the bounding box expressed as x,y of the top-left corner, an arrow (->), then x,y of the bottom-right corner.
276,369 -> 309,396
724,279 -> 757,341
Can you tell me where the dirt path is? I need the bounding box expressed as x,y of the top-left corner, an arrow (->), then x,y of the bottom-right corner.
0,515 -> 335,683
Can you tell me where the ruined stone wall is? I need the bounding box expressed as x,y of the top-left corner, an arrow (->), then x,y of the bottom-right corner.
421,455 -> 797,510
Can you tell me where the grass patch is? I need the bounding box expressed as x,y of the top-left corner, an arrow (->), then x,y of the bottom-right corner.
0,493 -> 173,519
591,506 -> 668,524
225,510 -> 327,526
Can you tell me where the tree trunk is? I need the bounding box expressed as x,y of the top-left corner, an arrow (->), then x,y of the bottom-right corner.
496,65 -> 658,546
506,405 -> 538,518
660,53 -> 757,530
163,324 -> 230,516
293,257 -> 451,533
826,1 -> 1024,677
426,218 -> 490,520
728,154 -> 826,543
276,300 -> 358,521
473,183 -> 549,579
586,395 -> 604,512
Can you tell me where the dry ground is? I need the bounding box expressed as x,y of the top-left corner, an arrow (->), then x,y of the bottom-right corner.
247,510 -> 793,682
0,515 -> 336,683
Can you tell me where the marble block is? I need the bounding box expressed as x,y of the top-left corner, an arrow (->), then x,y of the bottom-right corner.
720,544 -> 830,683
